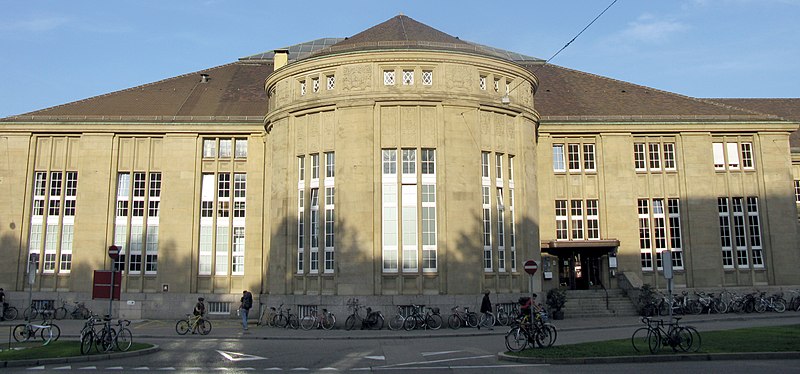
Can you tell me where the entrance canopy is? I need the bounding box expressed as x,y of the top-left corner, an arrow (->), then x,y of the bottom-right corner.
540,239 -> 620,256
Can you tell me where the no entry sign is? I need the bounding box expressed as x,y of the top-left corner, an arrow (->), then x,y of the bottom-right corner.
108,245 -> 120,260
523,259 -> 538,275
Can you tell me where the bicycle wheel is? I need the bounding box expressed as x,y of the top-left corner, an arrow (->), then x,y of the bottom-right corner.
466,312 -> 478,328
116,328 -> 133,351
427,314 -> 443,330
52,307 -> 66,320
23,307 -> 38,321
288,314 -> 300,329
774,300 -> 786,313
345,315 -> 358,331
648,330 -> 662,354
388,314 -> 405,330
44,323 -> 61,341
754,301 -> 767,313
683,326 -> 701,353
273,314 -> 288,328
12,324 -> 31,342
538,323 -> 557,347
100,329 -> 117,352
504,327 -> 528,352
689,301 -> 703,315
78,307 -> 91,320
199,319 -> 212,335
4,307 -> 18,320
672,327 -> 693,352
712,299 -> 727,314
631,327 -> 652,353
479,313 -> 495,329
300,315 -> 316,330
371,314 -> 385,330
321,313 -> 336,330
496,309 -> 509,326
80,331 -> 95,355
447,314 -> 461,329
175,320 -> 190,335
403,315 -> 420,331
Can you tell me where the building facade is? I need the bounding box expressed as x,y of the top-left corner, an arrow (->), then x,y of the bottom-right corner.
1,16 -> 798,319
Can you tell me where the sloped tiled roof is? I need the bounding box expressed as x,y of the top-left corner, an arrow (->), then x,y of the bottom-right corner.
240,38 -> 345,63
529,63 -> 775,120
709,98 -> 800,147
7,61 -> 272,120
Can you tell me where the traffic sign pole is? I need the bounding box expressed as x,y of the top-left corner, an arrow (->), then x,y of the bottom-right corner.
108,245 -> 119,318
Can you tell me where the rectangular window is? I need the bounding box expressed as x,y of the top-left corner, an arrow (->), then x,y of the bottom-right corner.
215,225 -> 229,275
203,139 -> 217,158
325,152 -> 335,178
583,144 -> 596,171
634,143 -> 646,170
718,197 -> 734,268
481,152 -> 490,178
479,75 -> 486,90
713,142 -> 725,170
648,143 -> 661,170
639,198 -> 683,270
586,200 -> 599,240
421,149 -> 435,175
555,200 -> 568,240
567,144 -> 580,172
795,180 -> 800,203
129,225 -> 143,274
312,77 -> 320,93
232,226 -> 245,275
401,184 -> 418,271
638,199 -> 652,270
741,143 -> 753,169
145,225 -> 158,274
422,70 -> 433,86
663,143 -> 676,170
402,70 -> 414,85
747,197 -> 763,267
199,225 -> 213,275
727,142 -> 740,169
570,200 -> 584,239
219,139 -> 232,158
402,149 -> 416,176
421,184 -> 437,272
300,80 -> 306,96
382,183 -> 398,272
310,188 -> 320,273
496,188 -> 505,248
493,78 -> 500,93
235,139 -> 248,158
495,154 -> 503,182
326,75 -> 335,90
714,140 -> 755,171
383,70 -> 395,85
59,225 -> 73,272
311,154 -> 320,180
383,150 -> 397,175
324,187 -> 335,273
552,145 -> 565,172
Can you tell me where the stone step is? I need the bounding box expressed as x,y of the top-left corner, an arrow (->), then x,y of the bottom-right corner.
556,289 -> 639,318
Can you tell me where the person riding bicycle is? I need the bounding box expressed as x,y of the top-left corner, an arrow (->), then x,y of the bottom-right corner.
191,297 -> 206,334
520,293 -> 544,320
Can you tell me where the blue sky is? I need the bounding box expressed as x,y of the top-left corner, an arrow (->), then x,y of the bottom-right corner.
1,0 -> 798,117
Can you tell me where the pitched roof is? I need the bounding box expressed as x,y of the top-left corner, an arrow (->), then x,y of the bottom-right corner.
305,15 -> 522,61
7,61 -> 272,121
530,63 -> 777,121
708,98 -> 800,147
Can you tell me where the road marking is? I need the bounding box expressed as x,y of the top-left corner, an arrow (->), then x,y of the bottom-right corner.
376,354 -> 495,369
156,368 -> 176,370
132,367 -> 150,370
364,355 -> 386,360
421,350 -> 462,356
78,367 -> 97,370
264,368 -> 283,371
319,368 -> 339,371
363,364 -> 550,370
105,367 -> 123,370
216,350 -> 267,361
26,367 -> 45,370
52,366 -> 71,370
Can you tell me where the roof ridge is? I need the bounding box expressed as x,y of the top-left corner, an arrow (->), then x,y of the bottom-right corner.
535,63 -> 767,117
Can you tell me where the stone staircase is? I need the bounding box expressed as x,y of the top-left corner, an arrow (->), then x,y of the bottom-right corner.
560,288 -> 638,319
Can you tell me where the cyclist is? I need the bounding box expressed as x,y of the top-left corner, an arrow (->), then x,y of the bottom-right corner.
191,297 -> 206,334
520,293 -> 543,319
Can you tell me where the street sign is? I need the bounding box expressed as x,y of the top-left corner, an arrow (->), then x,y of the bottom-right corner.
108,245 -> 120,260
523,259 -> 538,275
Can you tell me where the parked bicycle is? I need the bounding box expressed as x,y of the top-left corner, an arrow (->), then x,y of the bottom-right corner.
631,317 -> 700,354
54,299 -> 92,320
271,303 -> 300,329
176,313 -> 213,335
403,305 -> 442,331
387,305 -> 408,331
12,320 -> 60,345
80,315 -> 120,354
755,292 -> 786,313
495,303 -> 519,326
447,306 -> 478,329
257,304 -> 277,327
2,302 -> 19,320
23,300 -> 56,321
344,298 -> 384,330
504,310 -> 557,351
300,307 -> 336,330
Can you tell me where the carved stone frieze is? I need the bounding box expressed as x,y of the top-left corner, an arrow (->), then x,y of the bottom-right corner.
341,65 -> 372,92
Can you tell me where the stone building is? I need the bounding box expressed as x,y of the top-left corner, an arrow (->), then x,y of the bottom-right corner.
1,16 -> 798,319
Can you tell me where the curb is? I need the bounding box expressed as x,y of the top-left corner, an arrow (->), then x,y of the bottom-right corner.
497,350 -> 800,365
0,344 -> 161,368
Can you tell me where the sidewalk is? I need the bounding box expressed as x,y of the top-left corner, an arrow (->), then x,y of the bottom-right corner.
3,310 -> 798,341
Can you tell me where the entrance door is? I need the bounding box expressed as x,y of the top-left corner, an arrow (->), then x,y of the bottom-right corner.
558,251 -> 604,290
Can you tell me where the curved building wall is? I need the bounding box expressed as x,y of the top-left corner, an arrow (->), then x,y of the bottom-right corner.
263,50 -> 540,307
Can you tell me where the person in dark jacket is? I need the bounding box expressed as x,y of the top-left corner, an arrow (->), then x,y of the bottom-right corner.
240,290 -> 253,331
479,289 -> 493,330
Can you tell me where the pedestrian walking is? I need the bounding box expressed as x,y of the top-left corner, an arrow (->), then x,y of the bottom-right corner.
240,290 -> 253,330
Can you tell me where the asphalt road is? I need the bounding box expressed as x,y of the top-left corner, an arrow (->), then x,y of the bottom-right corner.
4,313 -> 800,373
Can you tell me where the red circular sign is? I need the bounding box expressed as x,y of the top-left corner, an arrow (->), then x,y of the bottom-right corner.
523,259 -> 538,275
108,245 -> 120,260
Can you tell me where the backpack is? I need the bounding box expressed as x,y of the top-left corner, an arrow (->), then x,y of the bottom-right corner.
242,293 -> 253,309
